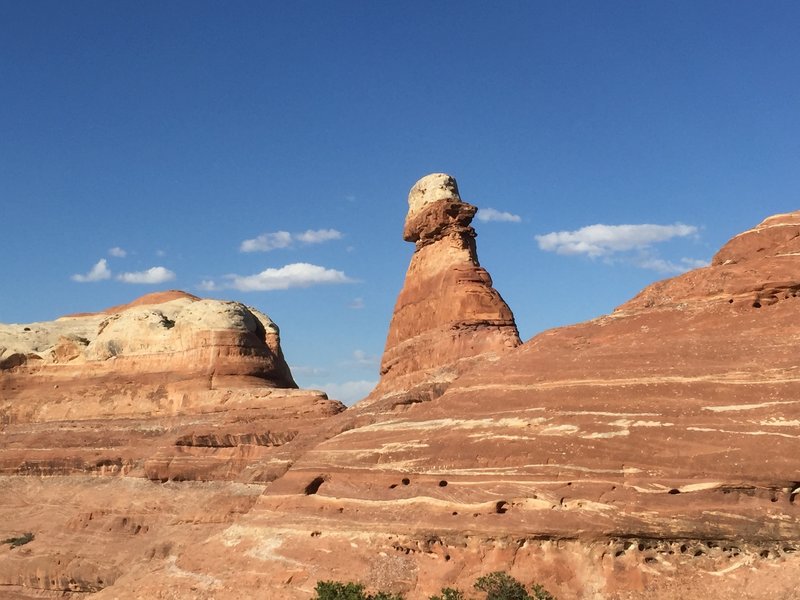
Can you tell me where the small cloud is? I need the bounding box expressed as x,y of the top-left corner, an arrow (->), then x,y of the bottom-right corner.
316,379 -> 377,405
240,231 -> 293,253
224,262 -> 353,291
350,349 -> 379,367
349,297 -> 365,309
294,228 -> 343,244
680,257 -> 711,269
345,194 -> 357,203
240,229 -> 343,252
536,223 -> 697,258
72,259 -> 112,282
117,266 -> 176,284
198,279 -> 218,291
633,255 -> 710,274
477,208 -> 522,223
108,247 -> 127,258
290,365 -> 328,376
156,249 -> 167,257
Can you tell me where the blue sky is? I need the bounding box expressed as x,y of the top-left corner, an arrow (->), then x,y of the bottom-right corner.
2,2 -> 799,403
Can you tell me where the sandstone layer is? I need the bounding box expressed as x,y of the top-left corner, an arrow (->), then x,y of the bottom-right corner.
262,210 -> 800,598
372,173 -> 521,405
0,291 -> 344,484
3,209 -> 800,599
0,290 -> 296,397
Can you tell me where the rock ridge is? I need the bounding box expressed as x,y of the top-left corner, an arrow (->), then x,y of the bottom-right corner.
4,200 -> 800,599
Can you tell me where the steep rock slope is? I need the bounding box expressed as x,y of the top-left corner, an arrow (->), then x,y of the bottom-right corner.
3,209 -> 800,600
257,210 -> 800,598
370,173 -> 521,405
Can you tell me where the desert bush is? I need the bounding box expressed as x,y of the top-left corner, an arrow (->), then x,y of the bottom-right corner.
429,588 -> 466,600
313,580 -> 404,600
314,572 -> 555,600
528,583 -> 557,600
2,532 -> 34,548
474,571 -> 556,600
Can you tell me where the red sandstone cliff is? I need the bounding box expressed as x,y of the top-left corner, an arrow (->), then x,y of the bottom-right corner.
263,209 -> 800,598
370,173 -> 521,406
2,205 -> 800,600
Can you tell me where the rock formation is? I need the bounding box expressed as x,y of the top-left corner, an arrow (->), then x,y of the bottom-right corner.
371,173 -> 521,405
0,291 -> 344,484
0,289 -> 296,392
261,209 -> 800,598
3,203 -> 800,600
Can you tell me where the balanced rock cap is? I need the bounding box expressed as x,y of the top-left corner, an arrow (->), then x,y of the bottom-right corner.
407,173 -> 461,217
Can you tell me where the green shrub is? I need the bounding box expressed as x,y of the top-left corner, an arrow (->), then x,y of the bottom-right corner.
314,572 -> 555,600
429,588 -> 466,600
474,572 -> 530,600
473,571 -> 556,600
2,532 -> 34,549
528,583 -> 557,600
314,581 -> 369,600
313,580 -> 404,600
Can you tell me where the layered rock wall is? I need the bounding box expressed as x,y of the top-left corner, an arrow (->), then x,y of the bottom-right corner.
265,210 -> 800,597
4,202 -> 800,599
373,173 -> 521,404
0,291 -> 344,483
0,291 -> 300,422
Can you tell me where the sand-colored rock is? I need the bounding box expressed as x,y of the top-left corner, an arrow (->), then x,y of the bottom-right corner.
260,210 -> 800,597
0,291 -> 299,423
0,291 -> 344,484
371,173 -> 521,405
4,206 -> 800,599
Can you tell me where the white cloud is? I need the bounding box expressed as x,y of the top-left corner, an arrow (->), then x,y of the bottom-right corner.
117,266 -> 176,284
634,255 -> 710,274
108,246 -> 127,258
315,379 -> 377,405
240,231 -> 293,252
290,365 -> 328,376
294,228 -> 343,244
240,228 -> 343,252
680,257 -> 711,269
71,259 -> 112,282
224,262 -> 353,291
477,208 -> 522,223
536,223 -> 697,257
350,349 -> 379,367
198,279 -> 218,291
349,297 -> 365,309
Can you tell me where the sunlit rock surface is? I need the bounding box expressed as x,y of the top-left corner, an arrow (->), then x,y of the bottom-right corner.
369,173 -> 521,406
2,208 -> 800,599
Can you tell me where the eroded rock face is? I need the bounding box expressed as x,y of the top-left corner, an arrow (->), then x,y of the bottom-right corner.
0,291 -> 297,417
373,173 -> 521,404
5,212 -> 800,600
619,211 -> 800,313
0,291 -> 344,484
265,209 -> 800,598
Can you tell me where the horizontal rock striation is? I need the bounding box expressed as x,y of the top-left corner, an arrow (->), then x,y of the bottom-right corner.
0,291 -> 344,483
263,209 -> 800,597
5,209 -> 800,600
371,173 -> 521,406
0,290 -> 297,403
